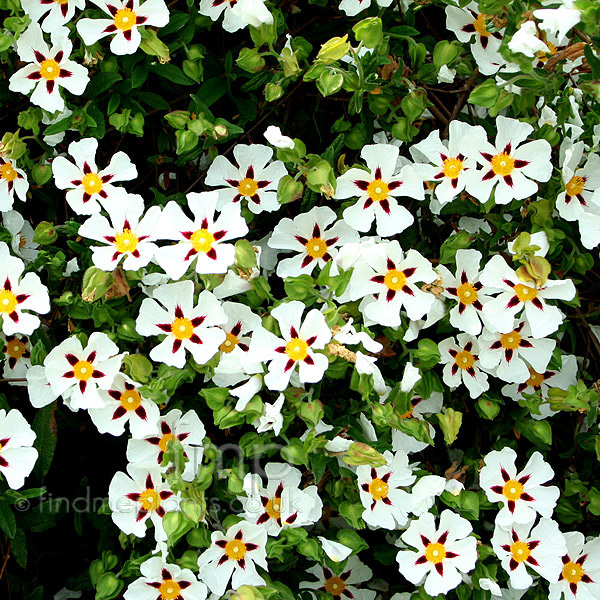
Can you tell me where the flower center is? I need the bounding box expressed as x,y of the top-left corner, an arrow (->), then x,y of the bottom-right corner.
384,269 -> 406,291
238,177 -> 258,197
114,7 -> 137,30
473,13 -> 490,37
368,477 -> 389,501
170,317 -> 194,340
158,580 -> 182,600
190,228 -> 215,253
510,540 -> 531,563
81,172 -> 103,195
0,163 -> 18,182
525,367 -> 545,389
158,432 -> 175,453
502,479 -> 524,501
39,59 -> 60,81
565,175 -> 585,197
219,332 -> 239,353
514,283 -> 538,302
456,282 -> 477,304
0,290 -> 18,314
285,337 -> 308,361
367,179 -> 390,202
562,561 -> 585,584
265,498 -> 281,520
54,0 -> 69,4
224,540 -> 247,561
324,576 -> 346,596
442,157 -> 463,179
120,389 -> 142,411
455,350 -> 475,370
114,228 -> 139,253
305,237 -> 328,259
425,542 -> 447,564
491,153 -> 515,176
500,331 -> 521,350
73,360 -> 94,381
139,488 -> 161,511
6,340 -> 26,359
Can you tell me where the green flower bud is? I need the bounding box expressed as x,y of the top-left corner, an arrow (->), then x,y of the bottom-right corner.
101,56 -> 120,73
89,559 -> 105,586
391,117 -> 418,142
367,93 -> 392,115
305,159 -> 335,195
401,89 -> 428,123
316,69 -> 344,97
231,585 -> 265,600
516,256 -> 551,288
128,112 -> 145,137
227,468 -> 245,495
352,17 -> 383,48
187,526 -> 212,548
116,319 -> 144,342
280,439 -> 308,466
188,117 -> 212,136
264,82 -> 284,102
469,79 -> 500,108
249,21 -> 278,47
277,175 -> 303,204
176,130 -> 199,155
95,573 -> 123,600
280,47 -> 301,78
344,442 -> 387,467
180,497 -> 205,524
182,59 -> 203,82
188,45 -> 204,62
432,40 -> 462,69
476,396 -> 501,420
165,111 -> 191,130
122,354 -> 153,383
81,267 -> 113,302
177,550 -> 200,572
212,123 -> 229,139
17,107 -> 43,135
299,400 -> 324,428
139,29 -> 170,63
31,163 -> 52,186
163,510 -> 185,538
317,34 -> 351,64
235,239 -> 258,270
437,408 -> 463,446
344,124 -> 366,150
237,47 -> 266,73
0,131 -> 27,161
32,221 -> 58,245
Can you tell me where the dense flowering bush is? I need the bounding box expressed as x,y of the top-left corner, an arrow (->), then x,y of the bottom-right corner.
1,0 -> 600,597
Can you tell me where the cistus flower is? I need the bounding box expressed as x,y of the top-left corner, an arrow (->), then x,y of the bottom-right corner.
480,446 -> 560,527
197,522 -> 268,596
2,334 -> 31,386
9,24 -> 89,113
77,0 -> 170,55
438,334 -> 489,399
135,281 -> 227,368
0,408 -> 38,490
0,157 -> 29,212
396,509 -> 478,596
21,0 -> 85,32
52,137 -> 137,215
199,0 -> 272,32
0,242 -> 50,336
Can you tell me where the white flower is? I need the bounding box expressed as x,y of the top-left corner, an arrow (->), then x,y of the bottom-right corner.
268,206 -> 359,278
397,509 -> 478,596
357,450 -> 415,530
135,281 -> 227,368
108,465 -> 179,542
44,332 -> 124,410
508,21 -> 549,57
480,254 -> 576,338
480,447 -> 560,527
437,64 -> 456,83
338,0 -> 392,17
2,334 -> 31,385
199,0 -> 272,32
154,191 -> 248,280
264,125 -> 294,149
335,144 -> 426,237
197,521 -> 268,597
491,517 -> 566,589
463,116 -> 552,205
88,374 -> 160,438
410,475 -> 447,516
507,231 -> 549,257
124,556 -> 207,600
2,211 -> 38,264
392,392 -> 442,454
9,24 -> 89,113
205,144 -> 287,214
77,0 -> 170,55
25,365 -> 59,408
241,462 -> 322,535
126,409 -> 206,482
438,334 -> 489,399
79,194 -> 162,271
549,531 -> 600,600
0,242 -> 50,336
533,7 -> 581,43
0,408 -> 38,489
52,137 -> 137,215
21,0 -> 85,32
319,538 -> 353,562
253,392 -> 284,436
0,158 -> 28,212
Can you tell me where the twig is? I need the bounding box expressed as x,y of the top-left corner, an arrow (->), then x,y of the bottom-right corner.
0,541 -> 11,581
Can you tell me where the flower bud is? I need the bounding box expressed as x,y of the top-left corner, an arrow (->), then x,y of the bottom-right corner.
264,82 -> 284,102
165,110 -> 191,130
391,117 -> 418,142
89,559 -> 104,586
352,17 -> 383,48
280,47 -> 301,77
95,573 -> 123,600
237,47 -> 266,73
213,123 -> 229,139
235,239 -> 258,270
32,221 -> 58,245
468,79 -> 500,108
139,29 -> 170,62
0,131 -> 26,161
31,163 -> 52,186
277,175 -> 303,204
231,585 -> 265,600
317,69 -> 344,97
188,44 -> 204,62
176,130 -> 199,155
182,59 -> 203,82
432,40 -> 462,69
180,497 -> 205,524
317,34 -> 351,63
299,400 -> 324,428
305,159 -> 335,194
344,442 -> 387,467
122,354 -> 153,383
82,267 -> 113,302
188,117 -> 212,136
178,550 -> 200,572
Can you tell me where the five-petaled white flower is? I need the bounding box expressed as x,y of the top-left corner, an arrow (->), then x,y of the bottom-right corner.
197,521 -> 268,597
357,450 -> 415,530
0,242 -> 50,336
21,0 -> 85,32
135,280 -> 227,368
77,0 -> 170,55
480,446 -> 560,527
0,409 -> 38,490
9,24 -> 89,113
397,509 -> 478,596
79,194 -> 162,271
205,144 -> 287,214
155,191 -> 248,280
335,144 -> 425,237
199,0 -> 272,33
2,334 -> 31,386
52,137 -> 137,215
0,157 -> 28,213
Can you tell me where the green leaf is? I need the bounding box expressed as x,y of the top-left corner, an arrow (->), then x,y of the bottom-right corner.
149,63 -> 194,85
43,117 -> 71,136
32,401 -> 58,478
0,502 -> 16,538
87,72 -> 123,98
11,527 -> 27,567
439,230 -> 472,264
515,418 -> 552,448
195,77 -> 228,107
